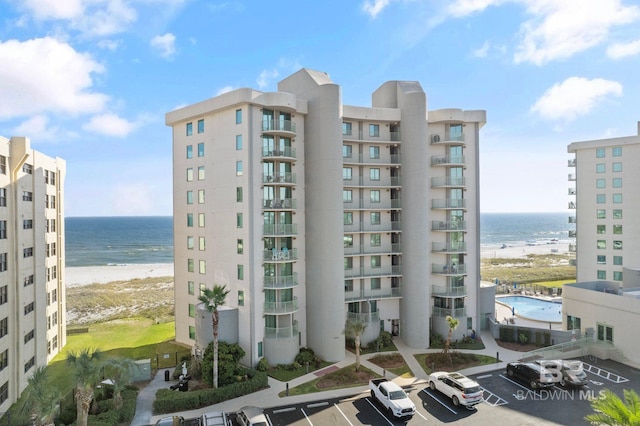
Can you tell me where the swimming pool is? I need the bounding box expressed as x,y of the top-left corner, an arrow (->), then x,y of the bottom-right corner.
497,296 -> 562,322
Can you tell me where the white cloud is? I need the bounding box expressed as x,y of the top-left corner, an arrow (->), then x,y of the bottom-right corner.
531,77 -> 623,121
362,0 -> 393,18
256,69 -> 279,89
447,0 -> 508,17
12,115 -> 61,142
607,39 -> 640,59
97,39 -> 123,51
473,40 -> 491,58
216,86 -> 235,95
151,33 -> 176,59
0,37 -> 108,120
83,113 -> 136,137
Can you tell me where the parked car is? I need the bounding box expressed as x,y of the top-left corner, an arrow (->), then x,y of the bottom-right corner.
506,362 -> 555,389
534,359 -> 588,387
428,371 -> 483,408
369,378 -> 416,420
236,406 -> 269,426
155,416 -> 184,426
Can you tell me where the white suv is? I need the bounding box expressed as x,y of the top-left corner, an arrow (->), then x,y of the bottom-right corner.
428,372 -> 483,409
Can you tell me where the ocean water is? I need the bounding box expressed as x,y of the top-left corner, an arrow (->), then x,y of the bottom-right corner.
480,212 -> 573,249
65,216 -> 173,267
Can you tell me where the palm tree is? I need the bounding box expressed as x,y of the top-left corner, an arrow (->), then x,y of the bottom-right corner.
345,319 -> 367,372
102,357 -> 137,409
66,348 -> 103,426
199,285 -> 230,388
442,315 -> 459,366
20,365 -> 59,426
586,389 -> 640,425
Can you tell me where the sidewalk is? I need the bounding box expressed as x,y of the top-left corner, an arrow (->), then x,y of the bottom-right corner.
143,330 -> 524,425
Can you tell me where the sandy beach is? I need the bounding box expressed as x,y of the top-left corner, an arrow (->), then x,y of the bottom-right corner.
481,242 -> 570,259
65,263 -> 174,287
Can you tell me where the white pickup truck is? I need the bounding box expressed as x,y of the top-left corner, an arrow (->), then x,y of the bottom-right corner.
199,411 -> 230,426
369,378 -> 416,420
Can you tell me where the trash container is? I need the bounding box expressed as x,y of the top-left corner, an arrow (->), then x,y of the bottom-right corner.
179,381 -> 188,392
164,370 -> 170,381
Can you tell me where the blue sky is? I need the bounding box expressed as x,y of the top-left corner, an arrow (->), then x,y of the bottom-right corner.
1,0 -> 639,216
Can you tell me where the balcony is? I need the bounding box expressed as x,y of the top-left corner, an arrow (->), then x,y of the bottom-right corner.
262,146 -> 297,160
568,216 -> 576,224
568,158 -> 576,167
344,265 -> 402,279
344,199 -> 402,210
431,155 -> 465,166
568,201 -> 576,209
569,258 -> 577,267
264,297 -> 298,314
343,153 -> 402,165
344,221 -> 401,233
432,199 -> 466,210
430,133 -> 465,145
262,119 -> 296,137
433,306 -> 467,318
265,320 -> 299,340
262,172 -> 296,185
263,198 -> 296,209
343,176 -> 401,187
344,243 -> 402,256
568,188 -> 576,195
568,174 -> 576,181
432,285 -> 467,297
569,244 -> 577,252
263,273 -> 298,289
431,176 -> 466,188
432,241 -> 467,253
432,263 -> 467,275
345,287 -> 402,302
432,221 -> 466,232
263,223 -> 298,236
568,230 -> 576,238
346,310 -> 380,324
263,248 -> 298,262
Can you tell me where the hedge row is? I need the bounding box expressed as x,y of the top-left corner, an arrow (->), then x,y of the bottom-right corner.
153,369 -> 268,414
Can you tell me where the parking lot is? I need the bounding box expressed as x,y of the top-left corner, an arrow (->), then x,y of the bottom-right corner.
191,357 -> 640,425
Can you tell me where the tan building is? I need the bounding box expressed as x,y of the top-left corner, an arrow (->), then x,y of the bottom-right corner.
166,69 -> 485,366
0,136 -> 66,411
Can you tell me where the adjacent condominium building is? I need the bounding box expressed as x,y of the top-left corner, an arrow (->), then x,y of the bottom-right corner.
167,69 -> 485,367
0,136 -> 66,411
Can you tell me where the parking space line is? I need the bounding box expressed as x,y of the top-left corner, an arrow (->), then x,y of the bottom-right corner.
333,403 -> 355,426
422,389 -> 457,414
307,402 -> 329,408
273,407 -> 296,414
583,363 -> 629,383
481,387 -> 509,406
364,398 -> 395,426
300,408 -> 313,425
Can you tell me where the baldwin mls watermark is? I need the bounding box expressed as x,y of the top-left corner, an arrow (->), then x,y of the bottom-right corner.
514,389 -> 606,401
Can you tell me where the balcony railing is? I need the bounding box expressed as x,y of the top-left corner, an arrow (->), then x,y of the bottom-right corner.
263,224 -> 298,235
262,172 -> 296,184
569,258 -> 577,267
343,153 -> 402,165
264,297 -> 298,314
265,320 -> 298,339
431,176 -> 466,188
568,201 -> 576,209
344,265 -> 402,278
390,131 -> 401,141
345,287 -> 402,302
346,310 -> 380,324
432,264 -> 468,275
568,158 -> 576,167
344,221 -> 401,232
430,133 -> 465,144
431,221 -> 466,231
569,244 -> 577,252
568,216 -> 576,224
263,248 -> 298,262
344,243 -> 402,256
432,285 -> 467,297
263,198 -> 296,209
431,155 -> 465,166
432,199 -> 466,209
432,242 -> 467,252
263,273 -> 298,289
344,199 -> 402,209
262,119 -> 296,134
568,230 -> 576,238
344,176 -> 401,187
568,174 -> 576,181
568,188 -> 576,195
262,147 -> 297,159
432,306 -> 467,318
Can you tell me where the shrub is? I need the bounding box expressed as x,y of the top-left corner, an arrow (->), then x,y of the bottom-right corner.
430,333 -> 444,347
295,347 -> 317,365
256,357 -> 269,372
201,341 -> 246,387
372,331 -> 393,349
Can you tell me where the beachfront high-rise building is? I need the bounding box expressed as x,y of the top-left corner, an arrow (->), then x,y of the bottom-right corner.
0,136 -> 66,411
167,69 -> 486,366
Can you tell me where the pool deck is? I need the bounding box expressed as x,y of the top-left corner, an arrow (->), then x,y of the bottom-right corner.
495,295 -> 564,330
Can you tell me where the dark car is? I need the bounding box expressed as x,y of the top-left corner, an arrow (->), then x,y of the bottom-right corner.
506,362 -> 555,389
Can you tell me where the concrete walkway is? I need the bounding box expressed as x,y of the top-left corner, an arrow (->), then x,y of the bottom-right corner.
140,330 -> 525,425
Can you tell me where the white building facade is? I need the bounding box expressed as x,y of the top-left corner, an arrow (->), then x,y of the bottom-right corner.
0,136 -> 66,411
167,69 -> 485,366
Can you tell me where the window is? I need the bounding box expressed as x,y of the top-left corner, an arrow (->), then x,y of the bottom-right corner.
596,163 -> 605,173
345,280 -> 353,292
613,225 -> 622,234
612,178 -> 622,188
237,239 -> 243,254
237,213 -> 243,228
236,135 -> 243,150
597,225 -> 606,234
187,236 -> 194,250
24,357 -> 35,373
371,255 -> 381,268
189,326 -> 196,340
0,349 -> 7,371
23,219 -> 33,229
370,233 -> 381,246
198,142 -> 204,157
613,209 -> 622,219
370,168 -> 380,181
187,168 -> 193,182
371,278 -> 381,290
0,382 -> 7,404
187,214 -> 193,227
597,240 -> 606,249
237,187 -> 243,202
198,166 -> 205,180
51,195 -> 56,208
0,286 -> 6,304
343,190 -> 352,203
52,289 -> 57,302
186,191 -> 193,204
23,191 -> 33,201
596,194 -> 605,204
371,212 -> 381,224
186,122 -> 193,136
597,209 -> 606,219
597,270 -> 606,279
343,145 -> 352,158
0,156 -> 5,174
189,304 -> 195,317
0,221 -> 5,239
23,164 -> 33,174
198,189 -> 205,204
237,265 -> 244,280
614,271 -> 623,281
344,212 -> 353,225
344,257 -> 353,270
343,167 -> 352,180
188,281 -> 194,295
186,145 -> 193,158
613,194 -> 622,203
597,255 -> 606,264
238,290 -> 244,307
0,318 -> 7,337
612,146 -> 622,156
236,161 -> 243,176
199,213 -> 205,227
369,124 -> 379,137
187,259 -> 194,272
370,190 -> 380,203
344,235 -> 353,248
342,122 -> 352,135
614,256 -> 623,266
258,342 -> 263,357
369,146 -> 380,159
50,171 -> 56,185
613,240 -> 622,250
197,119 -> 204,133
198,260 -> 205,274
0,253 -> 7,272
0,189 -> 5,207
596,179 -> 605,188
235,109 -> 242,124
24,328 -> 34,342
199,237 -> 205,251
200,283 -> 206,295
23,248 -> 33,258
613,162 -> 622,172
596,148 -> 605,158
